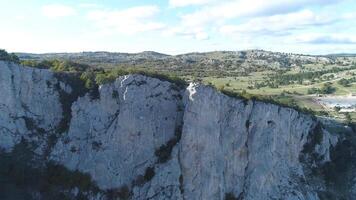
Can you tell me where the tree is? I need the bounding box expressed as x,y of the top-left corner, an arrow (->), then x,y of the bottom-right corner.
320,82 -> 335,94
337,78 -> 350,87
307,87 -> 319,94
345,113 -> 352,124
80,71 -> 96,89
334,106 -> 341,112
0,49 -> 20,63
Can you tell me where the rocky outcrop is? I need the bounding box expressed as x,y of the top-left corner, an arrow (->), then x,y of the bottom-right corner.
51,74 -> 184,190
0,61 -> 62,152
0,61 -> 355,200
180,84 -> 344,200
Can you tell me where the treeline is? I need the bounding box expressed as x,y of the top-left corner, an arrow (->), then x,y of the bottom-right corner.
0,49 -> 20,63
307,82 -> 336,94
22,59 -> 89,71
337,77 -> 356,87
265,65 -> 356,86
216,87 -> 329,118
21,59 -> 187,90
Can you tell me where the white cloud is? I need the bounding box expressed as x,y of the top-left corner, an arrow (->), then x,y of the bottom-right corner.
163,26 -> 209,40
195,32 -> 209,40
15,15 -> 26,21
180,0 -> 344,28
172,0 -> 347,41
87,6 -> 165,35
295,34 -> 356,44
41,4 -> 76,18
169,0 -> 217,7
4,0 -> 355,54
79,3 -> 101,8
219,10 -> 335,36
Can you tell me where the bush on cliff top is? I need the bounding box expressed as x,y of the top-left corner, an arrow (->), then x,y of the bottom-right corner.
0,49 -> 20,64
21,59 -> 187,89
217,86 -> 326,117
21,59 -> 89,72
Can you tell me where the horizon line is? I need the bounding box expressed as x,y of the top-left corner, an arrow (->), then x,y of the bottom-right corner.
11,49 -> 356,57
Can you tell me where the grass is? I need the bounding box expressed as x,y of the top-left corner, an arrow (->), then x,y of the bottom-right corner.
203,74 -> 356,96
200,64 -> 356,123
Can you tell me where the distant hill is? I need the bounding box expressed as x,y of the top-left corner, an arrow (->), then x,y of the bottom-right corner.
326,53 -> 356,57
16,51 -> 169,64
15,50 -> 356,75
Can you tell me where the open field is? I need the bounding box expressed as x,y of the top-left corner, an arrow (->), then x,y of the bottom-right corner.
199,65 -> 356,122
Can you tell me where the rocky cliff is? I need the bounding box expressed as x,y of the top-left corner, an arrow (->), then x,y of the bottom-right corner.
0,61 -> 355,200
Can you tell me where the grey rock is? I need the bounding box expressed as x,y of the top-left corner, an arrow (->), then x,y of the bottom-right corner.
51,74 -> 183,189
180,84 -> 320,200
0,62 -> 355,200
0,61 -> 62,152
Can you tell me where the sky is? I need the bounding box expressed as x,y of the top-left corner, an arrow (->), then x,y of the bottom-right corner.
0,0 -> 356,55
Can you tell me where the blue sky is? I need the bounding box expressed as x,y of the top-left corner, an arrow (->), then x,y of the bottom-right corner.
1,0 -> 356,54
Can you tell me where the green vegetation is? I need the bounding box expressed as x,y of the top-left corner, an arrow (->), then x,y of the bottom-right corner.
93,67 -> 187,88
217,86 -> 327,118
0,49 -> 20,63
0,140 -> 99,200
338,77 -> 356,87
21,59 -> 187,89
155,125 -> 182,163
262,65 -> 356,87
54,72 -> 95,134
307,82 -> 336,94
345,113 -> 352,124
106,185 -> 131,200
224,192 -> 238,200
21,59 -> 89,71
200,65 -> 356,123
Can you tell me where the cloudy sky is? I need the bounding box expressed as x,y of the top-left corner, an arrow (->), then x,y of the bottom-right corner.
1,0 -> 356,54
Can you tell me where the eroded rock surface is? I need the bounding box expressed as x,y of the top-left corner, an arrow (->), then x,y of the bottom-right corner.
0,61 -> 62,152
51,74 -> 184,189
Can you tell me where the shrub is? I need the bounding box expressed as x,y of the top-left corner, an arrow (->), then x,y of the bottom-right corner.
217,87 -> 329,117
320,82 -> 336,94
95,72 -> 117,85
0,49 -> 20,63
345,113 -> 352,125
225,192 -> 238,200
45,162 -> 95,191
143,167 -> 155,182
334,106 -> 341,112
80,71 -> 97,89
155,125 -> 182,163
337,78 -> 350,87
50,60 -> 89,72
0,140 -> 100,199
307,87 -> 319,94
106,185 -> 131,200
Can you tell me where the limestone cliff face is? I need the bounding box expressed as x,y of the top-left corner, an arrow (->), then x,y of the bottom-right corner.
0,61 -> 355,200
0,61 -> 62,152
51,74 -> 183,191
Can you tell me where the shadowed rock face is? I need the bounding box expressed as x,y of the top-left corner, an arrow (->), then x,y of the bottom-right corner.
50,74 -> 184,190
0,61 -> 355,200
